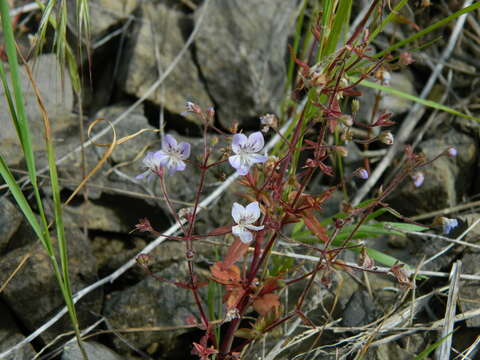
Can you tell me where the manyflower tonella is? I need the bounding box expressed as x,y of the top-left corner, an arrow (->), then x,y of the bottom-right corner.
231,202 -> 264,243
228,132 -> 268,175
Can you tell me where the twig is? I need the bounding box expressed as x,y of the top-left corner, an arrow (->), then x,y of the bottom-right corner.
436,261 -> 462,360
352,0 -> 474,205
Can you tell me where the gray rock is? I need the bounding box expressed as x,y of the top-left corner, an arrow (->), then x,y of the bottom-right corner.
104,262 -> 201,352
68,0 -> 139,41
0,228 -> 101,342
194,0 -> 296,128
62,341 -> 125,360
120,2 -> 212,123
0,197 -> 23,254
0,304 -> 36,360
0,54 -> 74,166
341,290 -> 378,327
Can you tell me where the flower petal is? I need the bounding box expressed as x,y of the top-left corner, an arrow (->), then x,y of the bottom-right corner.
178,142 -> 191,160
232,224 -> 244,237
231,133 -> 248,153
245,224 -> 264,231
238,230 -> 253,243
247,132 -> 265,152
228,155 -> 242,170
245,202 -> 261,222
236,164 -> 250,176
231,202 -> 245,224
246,153 -> 268,164
163,134 -> 178,151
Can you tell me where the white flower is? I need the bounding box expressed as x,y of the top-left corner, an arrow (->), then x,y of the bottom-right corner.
231,201 -> 264,243
228,132 -> 268,175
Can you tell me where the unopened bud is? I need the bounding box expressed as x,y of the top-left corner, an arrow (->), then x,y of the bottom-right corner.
399,52 -> 414,66
206,107 -> 215,122
447,147 -> 457,157
341,129 -> 353,143
185,101 -> 202,114
355,168 -> 369,180
339,114 -> 353,127
178,207 -> 195,221
136,253 -> 151,266
351,99 -> 360,113
260,113 -> 278,133
335,146 -> 348,157
379,131 -> 394,145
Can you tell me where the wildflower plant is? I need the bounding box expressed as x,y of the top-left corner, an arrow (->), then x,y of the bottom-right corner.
128,1 -> 479,357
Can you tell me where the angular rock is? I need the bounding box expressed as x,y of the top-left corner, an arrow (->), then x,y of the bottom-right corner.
194,0 -> 296,128
0,304 -> 36,360
0,197 -> 23,254
0,228 -> 101,342
0,54 -> 74,166
62,341 -> 125,360
120,2 -> 212,123
341,290 -> 378,327
104,262 -> 201,352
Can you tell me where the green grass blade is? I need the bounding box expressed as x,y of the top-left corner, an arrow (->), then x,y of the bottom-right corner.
323,0 -> 352,56
351,77 -> 480,123
414,331 -> 455,360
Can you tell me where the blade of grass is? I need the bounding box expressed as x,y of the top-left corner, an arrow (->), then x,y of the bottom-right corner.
351,77 -> 480,123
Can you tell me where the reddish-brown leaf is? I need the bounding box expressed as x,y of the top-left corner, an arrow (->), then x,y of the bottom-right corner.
253,293 -> 280,316
300,210 -> 329,243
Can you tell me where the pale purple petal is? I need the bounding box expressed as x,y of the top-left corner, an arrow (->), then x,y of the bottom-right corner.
173,159 -> 186,172
232,202 -> 245,224
178,142 -> 191,160
245,224 -> 264,231
156,151 -> 170,167
442,218 -> 458,235
163,134 -> 178,151
231,133 -> 248,154
247,153 -> 268,164
245,201 -> 261,222
247,132 -> 265,152
228,155 -> 242,170
238,230 -> 253,243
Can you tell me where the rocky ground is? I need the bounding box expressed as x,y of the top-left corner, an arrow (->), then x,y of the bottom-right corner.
1,1 -> 480,359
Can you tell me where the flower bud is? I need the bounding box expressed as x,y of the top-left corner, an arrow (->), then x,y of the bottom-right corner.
260,113 -> 278,132
439,217 -> 459,235
378,131 -> 394,145
447,147 -> 457,157
185,101 -> 202,114
411,171 -> 424,188
351,99 -> 360,114
339,114 -> 353,127
335,146 -> 348,157
355,168 -> 369,180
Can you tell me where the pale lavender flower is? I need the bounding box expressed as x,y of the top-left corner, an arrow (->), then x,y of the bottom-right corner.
441,217 -> 458,235
137,135 -> 190,179
447,147 -> 457,157
355,168 -> 369,180
411,171 -> 424,188
136,151 -> 163,181
228,132 -> 268,175
157,135 -> 191,175
231,201 -> 264,243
